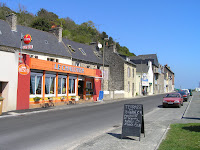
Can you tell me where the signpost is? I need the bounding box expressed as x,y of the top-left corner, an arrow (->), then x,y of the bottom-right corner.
121,104 -> 145,141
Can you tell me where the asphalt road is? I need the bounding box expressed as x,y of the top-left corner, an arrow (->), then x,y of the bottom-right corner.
0,94 -> 166,150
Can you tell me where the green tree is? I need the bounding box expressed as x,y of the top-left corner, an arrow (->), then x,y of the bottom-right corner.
30,17 -> 50,31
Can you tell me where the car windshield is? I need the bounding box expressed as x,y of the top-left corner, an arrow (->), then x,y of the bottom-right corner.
165,94 -> 180,98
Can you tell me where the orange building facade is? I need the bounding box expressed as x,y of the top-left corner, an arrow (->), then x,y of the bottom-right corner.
17,55 -> 102,110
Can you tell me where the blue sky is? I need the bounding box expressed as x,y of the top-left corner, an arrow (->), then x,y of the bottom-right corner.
1,0 -> 200,89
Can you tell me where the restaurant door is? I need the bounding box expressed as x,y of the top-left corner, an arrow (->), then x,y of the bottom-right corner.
78,81 -> 84,99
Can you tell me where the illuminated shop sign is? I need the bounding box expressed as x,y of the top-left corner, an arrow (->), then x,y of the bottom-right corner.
54,64 -> 84,73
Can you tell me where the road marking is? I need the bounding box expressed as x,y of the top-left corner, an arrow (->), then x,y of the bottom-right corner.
181,96 -> 193,119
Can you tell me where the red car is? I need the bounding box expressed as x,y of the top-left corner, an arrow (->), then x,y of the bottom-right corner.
163,93 -> 183,108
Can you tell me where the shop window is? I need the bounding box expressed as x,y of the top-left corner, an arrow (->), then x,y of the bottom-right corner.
58,77 -> 67,95
86,82 -> 92,95
69,77 -> 76,95
30,74 -> 42,96
45,76 -> 55,95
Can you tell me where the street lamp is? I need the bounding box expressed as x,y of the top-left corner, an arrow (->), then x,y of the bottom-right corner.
102,38 -> 109,92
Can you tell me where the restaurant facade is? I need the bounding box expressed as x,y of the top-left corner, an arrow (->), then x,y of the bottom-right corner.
17,55 -> 102,110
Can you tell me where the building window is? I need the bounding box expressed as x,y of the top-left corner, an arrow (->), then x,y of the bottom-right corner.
75,62 -> 80,66
127,67 -> 130,78
87,66 -> 90,68
93,51 -> 101,58
30,73 -> 42,96
35,56 -> 38,59
56,59 -> 59,63
133,69 -> 134,78
128,81 -> 130,92
58,77 -> 67,95
45,75 -> 56,95
47,58 -> 55,62
69,77 -> 76,95
79,48 -> 86,55
68,45 -> 76,52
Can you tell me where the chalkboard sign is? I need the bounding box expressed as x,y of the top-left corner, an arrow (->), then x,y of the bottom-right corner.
121,104 -> 145,140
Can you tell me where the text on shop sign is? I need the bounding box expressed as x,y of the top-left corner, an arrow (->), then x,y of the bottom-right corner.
54,64 -> 84,73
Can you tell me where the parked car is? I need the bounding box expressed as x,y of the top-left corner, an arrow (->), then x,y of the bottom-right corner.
178,90 -> 188,102
182,89 -> 190,97
189,89 -> 193,96
163,93 -> 183,108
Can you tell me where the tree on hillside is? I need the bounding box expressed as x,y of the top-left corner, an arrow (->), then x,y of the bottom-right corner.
30,17 -> 50,31
0,3 -> 13,20
37,8 -> 58,22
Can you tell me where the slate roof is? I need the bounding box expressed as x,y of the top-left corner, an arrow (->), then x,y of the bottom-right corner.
136,64 -> 149,73
0,20 -> 17,48
129,54 -> 159,67
0,19 -> 71,57
0,19 -> 107,65
118,54 -> 136,66
62,38 -> 108,65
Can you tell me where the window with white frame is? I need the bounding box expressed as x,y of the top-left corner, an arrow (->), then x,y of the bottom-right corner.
127,67 -> 130,78
68,77 -> 76,95
58,76 -> 67,95
30,73 -> 42,96
45,75 -> 56,96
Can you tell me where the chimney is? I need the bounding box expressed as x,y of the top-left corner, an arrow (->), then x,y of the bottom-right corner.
6,13 -> 17,32
49,27 -> 63,42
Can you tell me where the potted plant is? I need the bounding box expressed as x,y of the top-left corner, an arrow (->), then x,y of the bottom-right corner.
33,97 -> 41,102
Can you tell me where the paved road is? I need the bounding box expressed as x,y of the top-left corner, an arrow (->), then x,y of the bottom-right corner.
0,94 -> 165,150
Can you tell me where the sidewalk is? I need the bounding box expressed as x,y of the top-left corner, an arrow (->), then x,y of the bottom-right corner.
72,92 -> 200,150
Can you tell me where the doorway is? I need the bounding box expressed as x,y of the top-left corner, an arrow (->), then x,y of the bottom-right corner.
78,81 -> 84,99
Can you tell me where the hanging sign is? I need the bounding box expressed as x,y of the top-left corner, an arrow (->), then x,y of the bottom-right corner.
23,34 -> 32,44
18,64 -> 30,75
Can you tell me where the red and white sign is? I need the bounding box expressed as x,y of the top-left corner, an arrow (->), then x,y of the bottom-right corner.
18,64 -> 30,75
22,45 -> 33,49
23,34 -> 32,44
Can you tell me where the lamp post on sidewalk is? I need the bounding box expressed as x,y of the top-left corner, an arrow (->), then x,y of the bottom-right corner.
102,38 -> 109,92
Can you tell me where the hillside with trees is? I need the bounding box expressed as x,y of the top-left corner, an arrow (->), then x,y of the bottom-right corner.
0,3 -> 135,56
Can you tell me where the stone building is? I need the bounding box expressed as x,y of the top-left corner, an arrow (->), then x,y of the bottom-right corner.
103,45 -> 137,99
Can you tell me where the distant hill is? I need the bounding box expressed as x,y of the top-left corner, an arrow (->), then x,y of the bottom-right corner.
0,3 -> 135,56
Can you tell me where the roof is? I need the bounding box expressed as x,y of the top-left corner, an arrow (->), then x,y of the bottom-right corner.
129,54 -> 159,67
165,65 -> 174,74
62,38 -> 108,65
0,19 -> 72,57
136,64 -> 149,73
117,54 -> 136,66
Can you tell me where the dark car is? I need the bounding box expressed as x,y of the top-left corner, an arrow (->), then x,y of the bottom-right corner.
189,89 -> 193,96
178,91 -> 188,102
